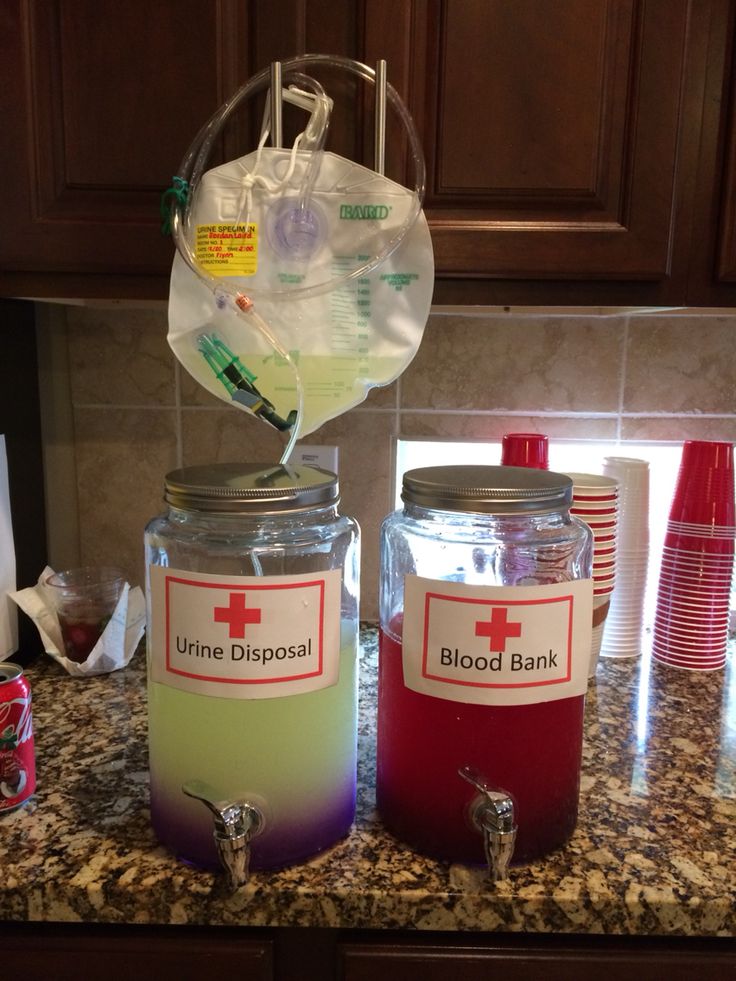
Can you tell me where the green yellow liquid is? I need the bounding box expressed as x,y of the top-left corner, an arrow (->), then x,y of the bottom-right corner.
147,638 -> 358,870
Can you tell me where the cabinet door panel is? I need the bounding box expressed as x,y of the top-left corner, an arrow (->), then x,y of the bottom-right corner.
366,0 -> 690,284
715,63 -> 736,283
0,0 -> 363,293
339,942 -> 736,981
1,0 -> 245,280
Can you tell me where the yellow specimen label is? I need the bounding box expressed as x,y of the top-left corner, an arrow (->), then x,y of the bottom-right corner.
195,223 -> 258,276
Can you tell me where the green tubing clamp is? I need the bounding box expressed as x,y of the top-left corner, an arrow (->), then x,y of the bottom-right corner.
160,176 -> 189,236
197,333 -> 297,432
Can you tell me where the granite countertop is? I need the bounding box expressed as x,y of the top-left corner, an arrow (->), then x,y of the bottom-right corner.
0,627 -> 734,936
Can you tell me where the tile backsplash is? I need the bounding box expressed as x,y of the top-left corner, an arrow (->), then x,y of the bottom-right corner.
38,303 -> 736,621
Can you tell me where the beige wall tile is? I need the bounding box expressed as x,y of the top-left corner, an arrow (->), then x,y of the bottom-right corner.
73,407 -> 179,589
304,410 -> 396,622
620,417 -> 736,442
180,406 -> 394,620
180,365 -> 222,407
49,302 -> 736,627
66,306 -> 175,406
624,315 -> 736,413
399,413 -> 619,441
401,314 -> 625,411
181,408 -> 288,464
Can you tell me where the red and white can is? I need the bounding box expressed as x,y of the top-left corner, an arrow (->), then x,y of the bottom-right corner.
0,663 -> 35,811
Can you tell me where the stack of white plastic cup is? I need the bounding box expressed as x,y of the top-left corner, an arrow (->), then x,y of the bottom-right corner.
600,457 -> 650,659
565,473 -> 620,677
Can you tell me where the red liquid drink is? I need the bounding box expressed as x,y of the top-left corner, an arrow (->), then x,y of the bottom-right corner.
377,466 -> 592,869
376,618 -> 585,865
45,566 -> 125,663
58,610 -> 108,663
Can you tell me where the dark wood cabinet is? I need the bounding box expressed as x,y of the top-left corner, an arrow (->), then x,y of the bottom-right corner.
338,937 -> 736,980
1,924 -> 734,980
366,0 -> 696,303
2,0 -> 736,305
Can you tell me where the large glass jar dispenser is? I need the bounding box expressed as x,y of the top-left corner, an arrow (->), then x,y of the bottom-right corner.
377,465 -> 593,879
144,463 -> 360,885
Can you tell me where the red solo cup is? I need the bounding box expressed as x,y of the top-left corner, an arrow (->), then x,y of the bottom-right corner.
571,492 -> 618,503
593,568 -> 616,580
654,616 -> 730,636
590,533 -> 616,545
653,647 -> 728,665
656,573 -> 734,593
678,439 -> 734,472
659,547 -> 735,569
656,563 -> 734,582
659,621 -> 731,635
659,549 -> 734,568
652,651 -> 727,672
593,561 -> 617,574
567,473 -> 619,494
656,610 -> 732,628
653,611 -> 730,633
663,531 -> 735,555
656,574 -> 733,594
655,588 -> 730,608
576,511 -> 617,523
652,633 -> 729,655
668,440 -> 735,526
570,505 -> 618,516
654,649 -> 729,666
669,491 -> 735,527
655,598 -> 732,617
652,638 -> 728,658
653,627 -> 729,644
654,660 -> 727,672
667,520 -> 736,538
654,654 -> 726,672
501,433 -> 549,469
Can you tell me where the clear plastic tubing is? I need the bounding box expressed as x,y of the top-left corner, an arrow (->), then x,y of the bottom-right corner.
168,53 -> 426,301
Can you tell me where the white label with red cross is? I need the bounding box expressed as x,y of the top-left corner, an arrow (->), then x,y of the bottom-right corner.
401,575 -> 593,706
148,565 -> 342,699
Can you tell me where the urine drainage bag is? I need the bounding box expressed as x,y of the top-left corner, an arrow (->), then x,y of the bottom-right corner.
165,55 -> 434,459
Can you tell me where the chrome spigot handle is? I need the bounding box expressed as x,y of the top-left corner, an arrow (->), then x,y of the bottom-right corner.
459,766 -> 518,882
182,779 -> 264,890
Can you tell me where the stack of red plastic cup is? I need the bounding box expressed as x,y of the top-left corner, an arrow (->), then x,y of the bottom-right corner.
566,473 -> 620,676
652,440 -> 735,671
501,433 -> 549,470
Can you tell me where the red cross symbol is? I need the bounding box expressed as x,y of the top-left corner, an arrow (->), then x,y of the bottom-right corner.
213,592 -> 262,639
475,607 -> 522,653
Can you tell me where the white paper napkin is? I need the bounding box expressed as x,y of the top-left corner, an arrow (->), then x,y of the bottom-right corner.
9,566 -> 145,677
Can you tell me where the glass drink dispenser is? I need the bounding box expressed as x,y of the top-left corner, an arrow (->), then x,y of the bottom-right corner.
377,465 -> 593,879
144,463 -> 359,886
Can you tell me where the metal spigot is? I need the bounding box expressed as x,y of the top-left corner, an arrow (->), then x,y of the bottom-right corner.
182,780 -> 265,890
459,766 -> 517,882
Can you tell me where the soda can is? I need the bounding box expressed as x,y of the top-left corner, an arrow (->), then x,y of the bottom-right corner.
0,663 -> 36,811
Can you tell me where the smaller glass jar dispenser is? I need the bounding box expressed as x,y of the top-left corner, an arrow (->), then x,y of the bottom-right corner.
144,463 -> 360,886
377,465 -> 593,879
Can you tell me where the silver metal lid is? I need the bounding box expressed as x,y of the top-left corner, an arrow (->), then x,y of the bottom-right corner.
164,463 -> 338,513
401,465 -> 573,514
